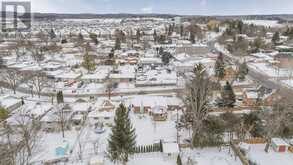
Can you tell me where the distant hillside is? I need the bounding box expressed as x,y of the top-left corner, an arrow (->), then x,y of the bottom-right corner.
32,13 -> 179,20
2,12 -> 293,23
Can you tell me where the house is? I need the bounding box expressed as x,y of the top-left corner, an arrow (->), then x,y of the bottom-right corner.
135,68 -> 178,87
40,106 -> 73,132
243,90 -> 259,107
150,105 -> 168,121
0,95 -> 23,112
109,65 -> 136,83
20,102 -> 53,119
81,66 -> 110,83
162,142 -> 180,159
72,102 -> 92,115
99,100 -> 116,112
88,99 -> 116,126
271,138 -> 289,152
40,110 -> 60,132
224,66 -> 238,81
165,97 -> 184,111
131,98 -> 152,113
263,90 -> 281,106
175,43 -> 209,55
88,110 -> 115,126
70,102 -> 92,125
139,57 -> 163,67
274,53 -> 293,68
130,96 -> 179,114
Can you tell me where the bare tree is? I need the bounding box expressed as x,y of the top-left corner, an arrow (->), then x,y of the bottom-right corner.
77,141 -> 84,161
262,103 -> 293,152
27,43 -> 45,65
1,69 -> 24,94
56,104 -> 68,138
10,37 -> 27,61
26,72 -> 48,98
0,123 -> 20,165
16,114 -> 42,165
184,63 -> 211,148
36,30 -> 49,46
105,73 -> 117,100
56,91 -> 67,138
0,113 -> 42,165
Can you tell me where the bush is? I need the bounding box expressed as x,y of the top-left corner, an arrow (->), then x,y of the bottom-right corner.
0,107 -> 9,121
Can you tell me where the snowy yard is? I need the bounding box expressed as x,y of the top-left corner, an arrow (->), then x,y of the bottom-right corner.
247,144 -> 293,165
181,147 -> 242,165
282,79 -> 293,88
132,113 -> 177,145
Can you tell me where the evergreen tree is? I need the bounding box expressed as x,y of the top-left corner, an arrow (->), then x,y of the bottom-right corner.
107,104 -> 136,165
153,30 -> 157,43
214,53 -> 225,80
21,97 -> 25,105
189,32 -> 195,44
89,33 -> 98,45
219,81 -> 236,108
180,24 -> 184,37
252,37 -> 265,53
159,47 -> 164,56
0,107 -> 8,121
56,91 -> 64,104
177,155 -> 182,165
162,52 -> 172,65
272,32 -> 280,45
82,52 -> 96,73
114,37 -> 121,50
136,29 -> 141,43
0,56 -> 3,68
49,29 -> 56,39
61,38 -> 67,44
237,21 -> 244,34
168,24 -> 173,36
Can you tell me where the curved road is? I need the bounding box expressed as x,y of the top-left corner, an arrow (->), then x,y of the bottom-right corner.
210,41 -> 293,104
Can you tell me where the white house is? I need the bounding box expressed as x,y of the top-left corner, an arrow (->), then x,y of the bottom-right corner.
0,95 -> 23,112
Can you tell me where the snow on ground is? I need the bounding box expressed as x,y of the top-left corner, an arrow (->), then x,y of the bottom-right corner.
181,147 -> 241,165
132,113 -> 177,145
242,20 -> 284,27
247,144 -> 293,165
282,79 -> 293,88
249,62 -> 292,78
31,131 -> 80,163
109,153 -> 176,165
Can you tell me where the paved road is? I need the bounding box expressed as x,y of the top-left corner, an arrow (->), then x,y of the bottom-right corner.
209,41 -> 293,103
0,80 -> 183,98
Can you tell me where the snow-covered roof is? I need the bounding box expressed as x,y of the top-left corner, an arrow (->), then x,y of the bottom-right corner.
72,103 -> 91,112
88,110 -> 114,118
0,95 -> 22,111
245,91 -> 258,99
272,138 -> 289,146
54,71 -> 81,79
151,105 -> 167,114
130,96 -> 168,107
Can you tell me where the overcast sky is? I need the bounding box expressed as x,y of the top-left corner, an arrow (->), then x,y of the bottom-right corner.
8,0 -> 293,15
